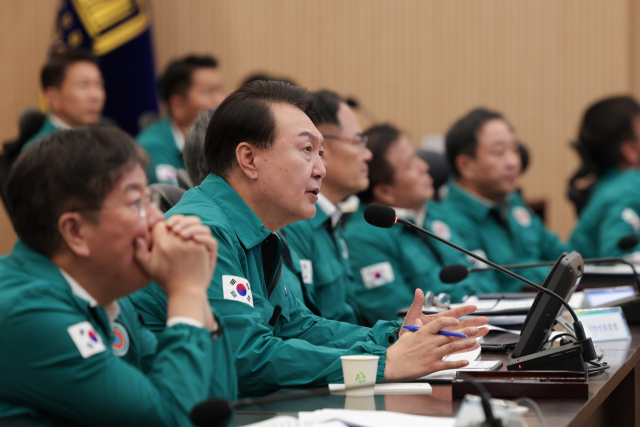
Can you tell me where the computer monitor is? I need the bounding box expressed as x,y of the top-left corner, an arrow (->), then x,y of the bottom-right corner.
511,252 -> 584,359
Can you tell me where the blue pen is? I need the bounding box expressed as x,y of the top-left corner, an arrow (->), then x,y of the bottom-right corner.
402,325 -> 468,338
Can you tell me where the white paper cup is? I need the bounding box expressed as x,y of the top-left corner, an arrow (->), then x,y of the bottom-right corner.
340,355 -> 380,396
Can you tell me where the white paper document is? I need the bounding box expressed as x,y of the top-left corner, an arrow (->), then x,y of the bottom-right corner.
298,409 -> 455,427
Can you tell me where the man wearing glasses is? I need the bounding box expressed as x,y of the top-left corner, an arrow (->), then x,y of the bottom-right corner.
282,89 -> 371,325
0,127 -> 236,426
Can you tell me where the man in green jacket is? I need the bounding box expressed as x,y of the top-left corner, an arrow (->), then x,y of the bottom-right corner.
137,55 -> 225,185
343,124 -> 498,323
22,51 -> 106,152
281,90 -> 370,324
569,96 -> 640,258
439,108 -> 570,291
1,127 -> 236,426
131,81 -> 489,396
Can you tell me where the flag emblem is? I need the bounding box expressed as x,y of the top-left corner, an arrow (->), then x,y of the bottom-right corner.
300,260 -> 313,284
361,262 -> 395,289
67,321 -> 107,359
430,220 -> 452,240
222,275 -> 254,307
512,206 -> 532,227
111,322 -> 130,357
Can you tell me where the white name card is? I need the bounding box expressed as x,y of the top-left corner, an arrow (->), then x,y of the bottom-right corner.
575,307 -> 631,342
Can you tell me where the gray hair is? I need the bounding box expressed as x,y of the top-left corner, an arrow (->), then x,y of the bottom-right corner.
184,106 -> 217,185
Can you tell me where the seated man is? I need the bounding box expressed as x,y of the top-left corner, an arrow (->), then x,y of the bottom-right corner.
343,124 -> 498,323
185,107 -> 320,313
569,96 -> 640,257
281,89 -> 369,324
131,81 -> 488,396
138,55 -> 225,185
22,51 -> 106,151
440,108 -> 570,291
0,127 -> 236,426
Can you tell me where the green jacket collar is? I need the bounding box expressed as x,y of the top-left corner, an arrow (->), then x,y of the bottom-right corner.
11,239 -> 65,284
10,240 -> 119,319
446,181 -> 513,221
307,202 -> 331,230
199,173 -> 271,249
446,181 -> 494,221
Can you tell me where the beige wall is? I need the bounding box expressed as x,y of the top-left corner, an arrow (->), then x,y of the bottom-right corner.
0,0 -> 638,254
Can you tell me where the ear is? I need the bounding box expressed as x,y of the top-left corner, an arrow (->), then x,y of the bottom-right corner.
620,139 -> 640,167
235,142 -> 260,180
57,212 -> 93,258
372,183 -> 396,206
455,154 -> 476,180
168,94 -> 186,119
45,87 -> 60,112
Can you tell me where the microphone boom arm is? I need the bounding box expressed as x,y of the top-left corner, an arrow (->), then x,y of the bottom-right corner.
397,218 -> 581,324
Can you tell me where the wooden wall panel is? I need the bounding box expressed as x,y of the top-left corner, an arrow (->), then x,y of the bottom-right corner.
0,1 -> 58,255
0,0 -> 635,254
150,0 -> 631,239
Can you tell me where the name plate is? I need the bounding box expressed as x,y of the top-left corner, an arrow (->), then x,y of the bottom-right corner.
575,307 -> 631,342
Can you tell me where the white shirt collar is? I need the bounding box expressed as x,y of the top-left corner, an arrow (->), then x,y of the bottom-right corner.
59,268 -> 121,324
394,205 -> 427,227
49,114 -> 73,130
170,120 -> 185,152
317,193 -> 343,228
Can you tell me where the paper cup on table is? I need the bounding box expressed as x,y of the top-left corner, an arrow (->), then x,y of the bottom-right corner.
340,355 -> 379,396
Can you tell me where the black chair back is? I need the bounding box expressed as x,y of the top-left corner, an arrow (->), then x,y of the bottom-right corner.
149,183 -> 186,213
0,109 -> 47,211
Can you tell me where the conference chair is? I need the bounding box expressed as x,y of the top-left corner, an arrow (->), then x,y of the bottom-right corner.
0,109 -> 47,210
176,169 -> 194,190
149,183 -> 186,213
416,149 -> 449,201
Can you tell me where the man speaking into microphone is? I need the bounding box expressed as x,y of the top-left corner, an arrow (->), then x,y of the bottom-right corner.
131,81 -> 489,396
342,124 -> 498,323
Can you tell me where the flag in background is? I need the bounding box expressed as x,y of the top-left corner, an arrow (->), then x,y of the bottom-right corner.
50,0 -> 159,135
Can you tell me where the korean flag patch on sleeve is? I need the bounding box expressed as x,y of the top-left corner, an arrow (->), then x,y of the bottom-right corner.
222,275 -> 254,307
360,262 -> 395,289
67,321 -> 107,359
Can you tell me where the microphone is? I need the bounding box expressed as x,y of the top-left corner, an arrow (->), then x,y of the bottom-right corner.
364,204 -> 597,363
442,257 -> 640,291
618,234 -> 639,251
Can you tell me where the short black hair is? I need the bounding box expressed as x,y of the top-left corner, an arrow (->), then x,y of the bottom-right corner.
307,89 -> 344,127
204,80 -> 313,177
578,96 -> 640,171
184,106 -> 217,185
6,127 -> 148,257
240,72 -> 297,88
445,108 -> 506,176
159,54 -> 219,102
41,50 -> 99,90
358,124 -> 402,203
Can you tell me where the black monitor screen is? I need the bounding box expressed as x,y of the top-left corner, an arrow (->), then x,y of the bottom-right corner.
511,252 -> 584,359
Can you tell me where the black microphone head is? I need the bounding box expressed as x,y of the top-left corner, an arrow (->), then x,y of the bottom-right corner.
190,398 -> 232,427
439,264 -> 469,284
618,234 -> 639,250
364,204 -> 397,228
